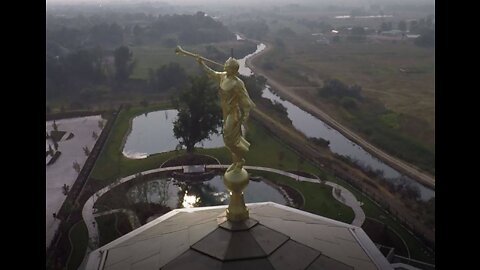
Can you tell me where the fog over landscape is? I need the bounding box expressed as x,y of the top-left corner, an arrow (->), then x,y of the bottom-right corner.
48,0 -> 435,6
46,0 -> 435,269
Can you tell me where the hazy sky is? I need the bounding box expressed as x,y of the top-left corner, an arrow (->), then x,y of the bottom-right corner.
47,0 -> 434,5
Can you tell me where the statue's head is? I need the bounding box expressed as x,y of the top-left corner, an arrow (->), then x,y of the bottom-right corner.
224,57 -> 239,76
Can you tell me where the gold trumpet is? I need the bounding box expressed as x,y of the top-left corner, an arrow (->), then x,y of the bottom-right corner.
175,45 -> 224,67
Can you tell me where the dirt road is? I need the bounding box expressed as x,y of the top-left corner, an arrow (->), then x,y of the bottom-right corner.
246,42 -> 435,189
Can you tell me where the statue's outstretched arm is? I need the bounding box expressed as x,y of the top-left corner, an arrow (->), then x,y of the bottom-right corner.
198,58 -> 221,82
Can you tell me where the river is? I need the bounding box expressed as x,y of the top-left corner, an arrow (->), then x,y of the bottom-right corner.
238,40 -> 434,201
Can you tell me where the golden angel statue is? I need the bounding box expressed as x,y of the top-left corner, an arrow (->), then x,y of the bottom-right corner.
175,45 -> 255,222
196,56 -> 255,173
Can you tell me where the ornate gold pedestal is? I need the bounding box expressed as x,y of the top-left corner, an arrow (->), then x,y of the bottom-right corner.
223,168 -> 249,222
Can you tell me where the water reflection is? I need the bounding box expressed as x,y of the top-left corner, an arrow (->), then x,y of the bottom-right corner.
182,191 -> 200,208
127,179 -> 177,209
262,86 -> 397,178
238,43 -> 266,76
122,110 -> 223,159
126,175 -> 287,210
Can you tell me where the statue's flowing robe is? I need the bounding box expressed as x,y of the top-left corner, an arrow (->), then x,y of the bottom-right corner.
205,68 -> 255,160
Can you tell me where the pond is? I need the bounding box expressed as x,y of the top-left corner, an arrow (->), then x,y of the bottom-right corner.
126,175 -> 287,209
122,110 -> 223,159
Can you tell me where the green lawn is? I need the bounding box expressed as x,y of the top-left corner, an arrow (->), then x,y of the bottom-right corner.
131,40 -> 258,80
67,221 -> 88,270
88,104 -> 434,263
131,45 -> 202,80
96,212 -> 133,247
275,39 -> 435,143
253,171 -> 354,224
339,179 -> 435,264
90,102 -> 321,185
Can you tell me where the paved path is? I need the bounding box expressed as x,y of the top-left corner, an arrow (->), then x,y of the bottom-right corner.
46,115 -> 103,248
245,41 -> 435,189
326,182 -> 365,227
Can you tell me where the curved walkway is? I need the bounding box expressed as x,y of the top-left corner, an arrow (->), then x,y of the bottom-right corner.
80,165 -> 366,263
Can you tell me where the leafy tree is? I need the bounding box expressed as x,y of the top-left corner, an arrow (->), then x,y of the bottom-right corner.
380,22 -> 393,32
398,20 -> 407,32
89,23 -> 123,47
149,62 -> 188,92
205,45 -> 227,62
341,97 -> 358,110
277,27 -> 296,37
47,47 -> 106,97
309,137 -> 330,148
62,184 -> 70,195
83,146 -> 91,156
240,74 -> 266,100
409,20 -> 419,33
319,79 -> 363,100
73,161 -> 81,173
79,86 -> 109,103
349,27 -> 366,41
236,20 -> 269,40
114,46 -> 135,83
275,37 -> 285,48
415,29 -> 435,48
48,144 -> 54,156
133,24 -> 144,45
163,37 -> 178,48
173,76 -> 222,152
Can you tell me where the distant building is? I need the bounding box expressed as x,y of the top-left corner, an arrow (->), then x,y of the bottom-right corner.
406,34 -> 420,39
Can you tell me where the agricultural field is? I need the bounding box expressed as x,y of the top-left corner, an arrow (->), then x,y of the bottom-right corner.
131,40 -> 257,80
257,35 -> 435,174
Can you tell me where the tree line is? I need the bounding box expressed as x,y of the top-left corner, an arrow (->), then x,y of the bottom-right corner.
47,11 -> 234,51
47,11 -> 238,107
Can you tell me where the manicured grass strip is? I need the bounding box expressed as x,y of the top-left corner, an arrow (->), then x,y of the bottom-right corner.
89,104 -> 434,263
66,221 -> 88,270
361,194 -> 434,263
95,212 -> 132,247
253,171 -> 355,224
